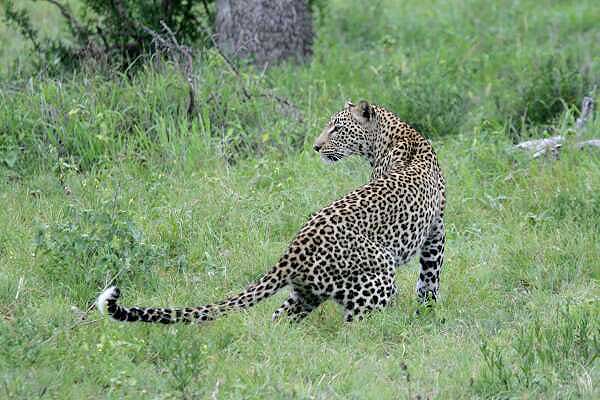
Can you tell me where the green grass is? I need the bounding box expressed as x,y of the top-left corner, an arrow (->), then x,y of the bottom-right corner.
1,0 -> 599,398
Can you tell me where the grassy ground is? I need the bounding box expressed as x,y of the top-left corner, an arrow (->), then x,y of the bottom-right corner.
1,0 -> 599,398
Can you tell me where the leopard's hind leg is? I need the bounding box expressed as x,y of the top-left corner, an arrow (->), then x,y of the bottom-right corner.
337,270 -> 397,322
331,237 -> 398,322
272,288 -> 325,322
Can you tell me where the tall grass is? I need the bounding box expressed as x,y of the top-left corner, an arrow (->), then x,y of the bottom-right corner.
2,0 -> 599,172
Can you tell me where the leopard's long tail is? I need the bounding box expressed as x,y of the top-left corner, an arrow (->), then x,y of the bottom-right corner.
96,265 -> 289,324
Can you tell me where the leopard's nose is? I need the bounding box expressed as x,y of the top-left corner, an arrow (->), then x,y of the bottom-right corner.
313,144 -> 322,152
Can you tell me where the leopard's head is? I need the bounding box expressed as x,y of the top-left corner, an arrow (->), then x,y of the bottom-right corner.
314,100 -> 376,164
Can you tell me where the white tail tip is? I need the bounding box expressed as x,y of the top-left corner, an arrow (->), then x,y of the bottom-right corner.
96,286 -> 119,315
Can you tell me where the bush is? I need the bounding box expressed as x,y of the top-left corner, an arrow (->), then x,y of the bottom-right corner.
2,0 -> 215,70
3,0 -> 323,72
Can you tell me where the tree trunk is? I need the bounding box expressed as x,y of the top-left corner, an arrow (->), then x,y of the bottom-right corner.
215,0 -> 313,67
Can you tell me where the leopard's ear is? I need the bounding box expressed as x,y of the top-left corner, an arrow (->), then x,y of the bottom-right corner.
344,100 -> 355,109
351,100 -> 373,123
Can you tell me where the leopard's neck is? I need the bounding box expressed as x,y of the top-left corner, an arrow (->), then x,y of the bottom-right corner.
367,109 -> 433,181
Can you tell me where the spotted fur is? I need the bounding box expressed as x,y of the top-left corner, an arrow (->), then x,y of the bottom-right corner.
97,101 -> 446,324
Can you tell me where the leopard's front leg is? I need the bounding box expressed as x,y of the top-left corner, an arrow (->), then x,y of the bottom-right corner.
417,216 -> 445,303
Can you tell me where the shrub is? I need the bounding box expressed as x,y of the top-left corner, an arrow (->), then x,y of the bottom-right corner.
2,0 -> 214,71
2,0 -> 323,72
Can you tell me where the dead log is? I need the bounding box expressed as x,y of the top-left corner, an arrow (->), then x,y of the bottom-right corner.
514,96 -> 597,158
514,136 -> 564,159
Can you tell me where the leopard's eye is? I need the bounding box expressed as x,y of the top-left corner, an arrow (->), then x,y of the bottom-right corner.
326,127 -> 336,139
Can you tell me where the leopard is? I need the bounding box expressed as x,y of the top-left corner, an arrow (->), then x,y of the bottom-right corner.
97,100 -> 446,324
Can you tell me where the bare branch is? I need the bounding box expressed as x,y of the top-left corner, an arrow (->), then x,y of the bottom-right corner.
514,94 -> 598,158
204,28 -> 252,100
576,139 -> 600,150
514,136 -> 564,159
42,0 -> 87,38
514,136 -> 564,152
204,28 -> 304,121
142,21 -> 197,118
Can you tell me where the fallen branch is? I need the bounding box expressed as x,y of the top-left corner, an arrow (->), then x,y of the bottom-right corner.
514,135 -> 564,159
576,139 -> 600,150
514,95 -> 597,158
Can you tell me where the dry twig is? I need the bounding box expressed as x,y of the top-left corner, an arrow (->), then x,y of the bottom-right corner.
142,21 -> 197,117
205,29 -> 252,100
43,0 -> 88,38
205,28 -> 304,122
